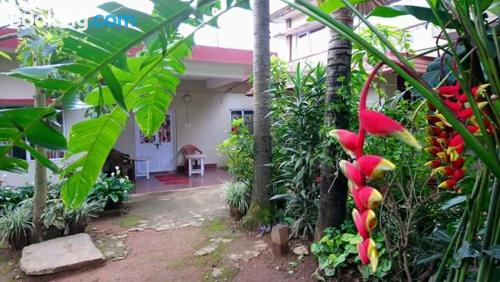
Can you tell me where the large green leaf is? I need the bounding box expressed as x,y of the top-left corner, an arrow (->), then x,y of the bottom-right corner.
370,5 -> 457,27
0,108 -> 67,150
319,0 -> 369,14
61,108 -> 127,207
0,156 -> 28,173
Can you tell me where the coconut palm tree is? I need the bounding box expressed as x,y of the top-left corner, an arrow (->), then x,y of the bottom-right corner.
246,0 -> 272,227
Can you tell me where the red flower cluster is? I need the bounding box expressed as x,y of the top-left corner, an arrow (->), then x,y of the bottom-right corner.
330,64 -> 421,271
426,84 -> 491,191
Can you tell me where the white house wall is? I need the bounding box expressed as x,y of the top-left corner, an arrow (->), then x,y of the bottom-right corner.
172,80 -> 253,168
0,61 -> 34,99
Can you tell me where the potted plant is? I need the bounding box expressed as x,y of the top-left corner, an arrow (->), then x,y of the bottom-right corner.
41,198 -> 66,240
0,203 -> 33,250
224,181 -> 250,220
65,200 -> 104,235
87,170 -> 134,210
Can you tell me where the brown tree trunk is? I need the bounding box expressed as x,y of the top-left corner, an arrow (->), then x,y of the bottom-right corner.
314,8 -> 353,241
246,0 -> 272,228
31,88 -> 47,243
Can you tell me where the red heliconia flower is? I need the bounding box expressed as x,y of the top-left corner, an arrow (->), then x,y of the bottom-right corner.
425,159 -> 442,168
428,126 -> 443,136
426,83 -> 492,193
439,178 -> 457,190
360,110 -> 421,149
351,185 -> 383,211
453,168 -> 465,181
433,166 -> 454,176
358,238 -> 379,272
447,134 -> 464,161
458,108 -> 474,121
339,160 -> 364,187
438,84 -> 460,97
452,157 -> 465,169
329,129 -> 359,158
425,146 -> 443,156
356,155 -> 396,180
445,101 -> 463,112
467,125 -> 480,135
332,63 -> 421,272
352,209 -> 377,239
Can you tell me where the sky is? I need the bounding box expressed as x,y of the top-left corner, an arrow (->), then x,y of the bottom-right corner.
0,0 -> 287,52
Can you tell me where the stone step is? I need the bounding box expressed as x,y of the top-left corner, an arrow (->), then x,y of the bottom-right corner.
20,233 -> 105,276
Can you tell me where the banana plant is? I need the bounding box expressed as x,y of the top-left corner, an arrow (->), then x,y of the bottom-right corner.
1,0 -> 249,207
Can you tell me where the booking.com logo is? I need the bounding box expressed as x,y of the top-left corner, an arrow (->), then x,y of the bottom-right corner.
9,13 -> 138,31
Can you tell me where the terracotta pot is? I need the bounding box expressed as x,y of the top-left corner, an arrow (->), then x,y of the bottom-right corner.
42,227 -> 64,240
229,206 -> 243,221
8,232 -> 30,250
68,221 -> 87,235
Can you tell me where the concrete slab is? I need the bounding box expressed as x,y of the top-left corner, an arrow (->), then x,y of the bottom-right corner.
20,233 -> 104,276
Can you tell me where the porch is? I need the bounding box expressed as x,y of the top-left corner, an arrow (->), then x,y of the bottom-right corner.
133,168 -> 231,194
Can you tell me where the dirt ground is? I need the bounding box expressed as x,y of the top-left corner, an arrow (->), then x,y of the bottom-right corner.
0,186 -> 316,282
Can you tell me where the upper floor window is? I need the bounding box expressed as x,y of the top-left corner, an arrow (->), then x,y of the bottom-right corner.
230,110 -> 254,134
291,27 -> 328,60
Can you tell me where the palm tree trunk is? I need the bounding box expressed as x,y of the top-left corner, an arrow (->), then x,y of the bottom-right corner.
31,87 -> 47,243
246,0 -> 272,228
314,8 -> 353,241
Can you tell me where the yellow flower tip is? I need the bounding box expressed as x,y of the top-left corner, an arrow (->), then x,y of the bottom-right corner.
447,148 -> 460,162
369,189 -> 383,207
436,152 -> 448,161
339,160 -> 348,173
477,101 -> 489,110
328,129 -> 340,138
435,122 -> 446,129
435,114 -> 451,127
474,84 -> 489,97
368,245 -> 379,273
393,130 -> 422,150
378,158 -> 396,171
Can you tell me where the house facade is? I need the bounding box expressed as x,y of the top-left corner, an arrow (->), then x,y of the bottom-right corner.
270,0 -> 439,103
1,34 -> 254,186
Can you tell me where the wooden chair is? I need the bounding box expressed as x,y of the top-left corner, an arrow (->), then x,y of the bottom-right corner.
180,145 -> 206,176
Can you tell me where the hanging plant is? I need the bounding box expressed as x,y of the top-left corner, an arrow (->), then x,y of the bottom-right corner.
329,63 -> 421,271
425,83 -> 493,192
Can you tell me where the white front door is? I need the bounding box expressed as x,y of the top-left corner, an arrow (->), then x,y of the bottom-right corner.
135,111 -> 176,174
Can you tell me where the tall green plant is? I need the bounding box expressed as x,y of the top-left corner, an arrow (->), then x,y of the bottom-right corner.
270,63 -> 326,238
217,119 -> 254,186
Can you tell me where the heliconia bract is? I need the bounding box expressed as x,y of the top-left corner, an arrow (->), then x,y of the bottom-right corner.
329,129 -> 359,158
359,110 -> 421,149
330,63 -> 421,272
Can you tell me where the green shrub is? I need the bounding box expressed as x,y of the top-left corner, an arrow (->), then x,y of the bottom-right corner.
312,222 -> 392,279
217,119 -> 254,186
223,181 -> 251,215
0,184 -> 34,214
269,62 -> 326,238
41,198 -> 66,230
88,169 -> 134,210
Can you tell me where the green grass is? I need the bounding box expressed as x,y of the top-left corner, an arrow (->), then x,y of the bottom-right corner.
114,215 -> 144,229
202,217 -> 227,233
202,265 -> 239,282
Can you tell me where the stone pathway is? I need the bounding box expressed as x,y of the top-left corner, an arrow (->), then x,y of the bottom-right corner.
125,186 -> 227,232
